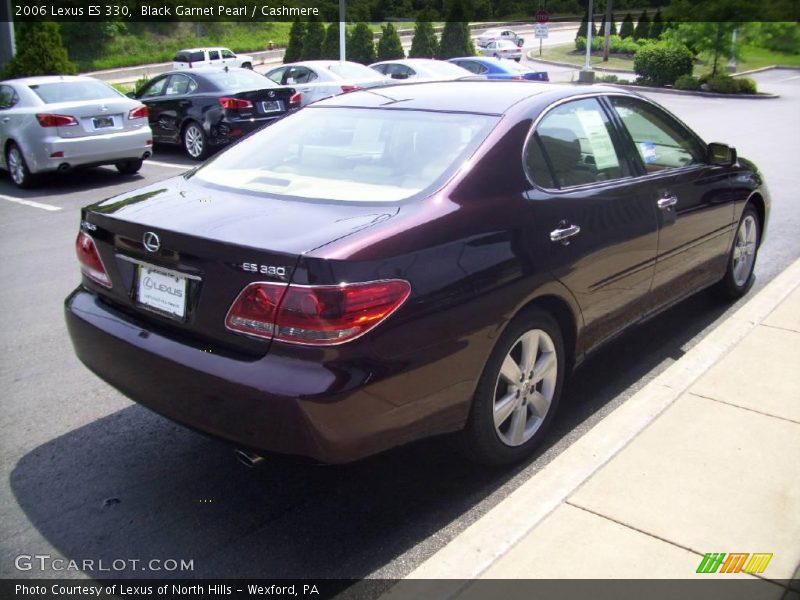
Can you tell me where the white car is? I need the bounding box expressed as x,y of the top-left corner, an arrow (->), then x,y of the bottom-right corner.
173,47 -> 255,70
476,28 -> 525,48
480,40 -> 523,62
369,58 -> 475,81
0,76 -> 152,188
264,61 -> 388,107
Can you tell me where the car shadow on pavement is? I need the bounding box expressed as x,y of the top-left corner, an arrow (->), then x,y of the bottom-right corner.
8,289 -> 731,581
0,167 -> 149,199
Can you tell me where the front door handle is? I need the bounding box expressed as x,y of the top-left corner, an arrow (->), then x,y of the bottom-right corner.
550,223 -> 581,243
1,117 -> 9,123
657,195 -> 678,209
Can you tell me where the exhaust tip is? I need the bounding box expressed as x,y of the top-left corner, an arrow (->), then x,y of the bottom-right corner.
142,151 -> 151,160
235,449 -> 265,468
58,163 -> 70,172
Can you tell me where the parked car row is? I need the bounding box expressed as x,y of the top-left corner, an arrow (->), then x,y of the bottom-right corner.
1,56 -> 547,187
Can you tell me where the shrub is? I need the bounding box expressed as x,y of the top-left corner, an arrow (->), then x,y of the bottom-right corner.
348,23 -> 376,65
409,11 -> 439,58
576,35 -> 642,55
735,77 -> 758,94
300,19 -> 325,61
598,74 -> 619,83
437,0 -> 475,59
283,19 -> 305,63
3,22 -> 76,78
706,75 -> 738,93
633,42 -> 693,86
619,13 -> 634,39
321,22 -> 340,60
376,22 -> 405,61
674,74 -> 700,90
633,11 -> 650,40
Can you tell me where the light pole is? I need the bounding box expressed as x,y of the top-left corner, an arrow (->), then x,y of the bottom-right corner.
339,0 -> 346,63
579,0 -> 596,82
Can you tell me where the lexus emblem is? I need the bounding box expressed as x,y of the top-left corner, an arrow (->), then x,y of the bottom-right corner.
142,231 -> 160,253
99,104 -> 108,112
268,90 -> 275,98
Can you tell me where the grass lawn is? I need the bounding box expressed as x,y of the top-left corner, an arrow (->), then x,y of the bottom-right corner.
533,42 -> 800,75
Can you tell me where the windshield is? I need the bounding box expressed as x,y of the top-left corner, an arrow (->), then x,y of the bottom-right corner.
193,107 -> 498,202
328,62 -> 382,79
30,81 -> 122,103
203,69 -> 277,90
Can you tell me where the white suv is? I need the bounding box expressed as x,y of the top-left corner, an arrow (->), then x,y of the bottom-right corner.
173,48 -> 255,70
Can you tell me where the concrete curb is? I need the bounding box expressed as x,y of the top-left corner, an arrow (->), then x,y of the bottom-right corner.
399,257 -> 800,588
608,82 -> 780,99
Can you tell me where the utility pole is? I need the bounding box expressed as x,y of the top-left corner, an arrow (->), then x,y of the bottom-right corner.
339,0 -> 346,63
603,0 -> 612,62
579,0 -> 595,82
0,0 -> 15,72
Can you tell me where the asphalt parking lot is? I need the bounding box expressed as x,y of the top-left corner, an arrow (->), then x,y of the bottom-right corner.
0,70 -> 798,582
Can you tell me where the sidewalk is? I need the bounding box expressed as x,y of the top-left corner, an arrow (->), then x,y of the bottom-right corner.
402,258 -> 800,594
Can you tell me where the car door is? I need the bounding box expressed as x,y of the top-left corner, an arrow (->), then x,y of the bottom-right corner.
137,75 -> 171,141
524,97 -> 660,352
605,95 -> 734,313
153,74 -> 199,144
220,49 -> 238,66
207,49 -> 221,67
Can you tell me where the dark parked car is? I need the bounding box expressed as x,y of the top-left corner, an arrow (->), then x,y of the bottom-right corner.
65,82 -> 768,466
130,67 -> 299,160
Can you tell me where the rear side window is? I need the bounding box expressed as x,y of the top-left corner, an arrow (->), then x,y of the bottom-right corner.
193,107 -> 499,202
525,98 -> 628,188
29,80 -> 121,103
609,96 -> 705,172
208,50 -> 220,61
190,51 -> 204,63
0,85 -> 17,108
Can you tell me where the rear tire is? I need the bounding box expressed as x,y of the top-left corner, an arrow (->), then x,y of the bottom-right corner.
459,308 -> 565,466
182,121 -> 209,161
6,142 -> 36,188
714,205 -> 760,300
115,159 -> 143,175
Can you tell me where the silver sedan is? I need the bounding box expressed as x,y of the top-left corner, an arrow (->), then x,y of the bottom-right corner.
480,40 -> 523,62
264,61 -> 388,107
0,75 -> 153,188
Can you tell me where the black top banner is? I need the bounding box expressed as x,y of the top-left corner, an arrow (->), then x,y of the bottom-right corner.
5,0 -> 800,23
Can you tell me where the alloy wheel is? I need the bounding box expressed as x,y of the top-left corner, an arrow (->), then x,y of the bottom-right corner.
493,328 -> 557,447
184,124 -> 205,159
7,146 -> 26,185
732,214 -> 757,287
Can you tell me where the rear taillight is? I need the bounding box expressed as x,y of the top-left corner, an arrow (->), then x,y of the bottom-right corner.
289,92 -> 302,106
511,76 -> 525,81
36,114 -> 78,127
76,232 -> 112,288
340,85 -> 359,93
219,97 -> 253,110
225,280 -> 410,345
128,105 -> 148,120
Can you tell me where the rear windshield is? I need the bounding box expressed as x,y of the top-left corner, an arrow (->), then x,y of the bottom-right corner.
203,69 -> 277,90
328,62 -> 382,79
193,107 -> 498,202
29,80 -> 122,103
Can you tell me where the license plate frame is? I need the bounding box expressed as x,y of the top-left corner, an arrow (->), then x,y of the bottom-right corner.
135,264 -> 189,319
93,116 -> 114,129
261,100 -> 281,113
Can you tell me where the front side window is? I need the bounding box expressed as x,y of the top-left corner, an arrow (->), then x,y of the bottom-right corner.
193,107 -> 498,202
609,96 -> 705,173
525,98 -> 628,188
221,49 -> 236,59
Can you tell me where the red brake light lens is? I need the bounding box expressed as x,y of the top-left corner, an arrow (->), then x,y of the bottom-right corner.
226,280 -> 410,345
289,92 -> 302,106
128,105 -> 148,120
218,97 -> 253,110
76,232 -> 112,288
340,85 -> 359,93
36,114 -> 78,127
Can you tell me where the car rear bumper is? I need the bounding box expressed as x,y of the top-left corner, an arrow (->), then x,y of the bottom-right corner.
65,287 -> 469,463
28,127 -> 152,173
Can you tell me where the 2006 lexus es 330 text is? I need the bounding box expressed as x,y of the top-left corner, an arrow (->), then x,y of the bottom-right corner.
65,82 -> 769,465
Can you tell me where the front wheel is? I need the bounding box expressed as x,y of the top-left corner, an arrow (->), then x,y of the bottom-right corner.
459,308 -> 565,465
182,122 -> 209,161
714,205 -> 760,300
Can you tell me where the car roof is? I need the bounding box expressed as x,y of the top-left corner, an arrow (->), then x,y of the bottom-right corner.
177,47 -> 231,53
3,75 -> 104,86
315,80 -> 624,115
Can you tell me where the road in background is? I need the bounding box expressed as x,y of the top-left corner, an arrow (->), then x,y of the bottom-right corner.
0,72 -> 797,583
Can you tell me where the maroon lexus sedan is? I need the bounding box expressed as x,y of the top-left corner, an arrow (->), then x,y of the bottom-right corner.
65,81 -> 769,465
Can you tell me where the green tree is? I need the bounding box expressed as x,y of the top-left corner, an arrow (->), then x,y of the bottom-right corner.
301,19 -> 325,60
376,23 -> 405,60
284,18 -> 305,63
321,22 -> 341,60
619,13 -> 634,39
3,22 -> 76,78
650,9 -> 664,39
348,22 -> 376,64
576,10 -> 598,40
664,22 -> 743,76
633,11 -> 651,40
409,10 -> 439,58
437,0 -> 475,59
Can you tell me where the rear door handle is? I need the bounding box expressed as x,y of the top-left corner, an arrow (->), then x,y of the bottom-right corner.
550,224 -> 581,243
657,195 -> 678,209
1,117 -> 9,123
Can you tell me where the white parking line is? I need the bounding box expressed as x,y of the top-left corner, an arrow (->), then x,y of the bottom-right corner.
0,194 -> 62,211
145,159 -> 192,170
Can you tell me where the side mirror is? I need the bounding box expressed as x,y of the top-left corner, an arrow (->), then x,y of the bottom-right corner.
708,142 -> 737,166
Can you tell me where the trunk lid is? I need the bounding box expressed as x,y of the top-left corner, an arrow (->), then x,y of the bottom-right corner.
223,86 -> 296,120
82,176 -> 398,355
41,98 -> 143,138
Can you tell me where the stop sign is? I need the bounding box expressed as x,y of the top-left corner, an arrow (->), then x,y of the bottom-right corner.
535,9 -> 549,24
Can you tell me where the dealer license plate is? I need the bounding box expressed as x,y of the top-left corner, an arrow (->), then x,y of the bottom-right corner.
261,100 -> 281,113
93,116 -> 114,129
136,265 -> 187,318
